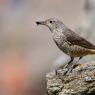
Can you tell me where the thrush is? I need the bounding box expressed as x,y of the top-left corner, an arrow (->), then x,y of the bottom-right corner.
36,18 -> 95,74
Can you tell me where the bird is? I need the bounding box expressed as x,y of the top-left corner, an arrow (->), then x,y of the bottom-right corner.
36,18 -> 95,74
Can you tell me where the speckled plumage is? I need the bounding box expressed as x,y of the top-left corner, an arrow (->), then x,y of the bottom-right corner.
52,28 -> 95,57
36,18 -> 95,66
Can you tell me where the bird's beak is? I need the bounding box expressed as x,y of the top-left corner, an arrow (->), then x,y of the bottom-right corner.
36,21 -> 45,25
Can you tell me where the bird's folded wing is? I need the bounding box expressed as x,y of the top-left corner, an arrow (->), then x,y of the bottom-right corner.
63,29 -> 95,50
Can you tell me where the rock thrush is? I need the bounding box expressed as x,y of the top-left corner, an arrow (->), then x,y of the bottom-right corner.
36,18 -> 95,74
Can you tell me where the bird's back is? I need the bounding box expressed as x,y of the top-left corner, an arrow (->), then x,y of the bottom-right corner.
63,29 -> 95,50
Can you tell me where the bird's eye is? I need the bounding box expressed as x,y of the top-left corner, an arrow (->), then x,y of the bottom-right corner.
50,21 -> 53,23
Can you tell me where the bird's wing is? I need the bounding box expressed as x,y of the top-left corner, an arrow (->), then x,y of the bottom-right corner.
63,29 -> 95,50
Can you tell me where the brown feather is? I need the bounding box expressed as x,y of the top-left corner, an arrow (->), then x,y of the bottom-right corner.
63,29 -> 95,50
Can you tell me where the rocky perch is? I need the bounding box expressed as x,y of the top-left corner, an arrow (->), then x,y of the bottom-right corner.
46,62 -> 95,95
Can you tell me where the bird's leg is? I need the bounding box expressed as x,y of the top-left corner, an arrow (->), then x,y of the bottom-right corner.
67,56 -> 82,68
55,57 -> 74,75
68,57 -> 74,64
64,56 -> 74,68
56,57 -> 82,75
76,56 -> 83,63
71,56 -> 83,70
65,57 -> 83,75
63,57 -> 74,75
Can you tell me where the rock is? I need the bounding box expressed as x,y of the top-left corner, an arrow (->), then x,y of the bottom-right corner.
46,61 -> 95,95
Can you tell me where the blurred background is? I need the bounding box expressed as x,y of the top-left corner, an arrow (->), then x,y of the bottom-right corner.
0,0 -> 95,95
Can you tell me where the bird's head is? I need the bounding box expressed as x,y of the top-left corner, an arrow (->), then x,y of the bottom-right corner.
36,18 -> 66,32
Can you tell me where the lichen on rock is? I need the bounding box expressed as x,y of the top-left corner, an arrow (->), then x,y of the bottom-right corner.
46,61 -> 95,95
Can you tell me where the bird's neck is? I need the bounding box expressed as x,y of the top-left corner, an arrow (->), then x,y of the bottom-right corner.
51,27 -> 66,38
51,28 -> 66,46
52,28 -> 63,37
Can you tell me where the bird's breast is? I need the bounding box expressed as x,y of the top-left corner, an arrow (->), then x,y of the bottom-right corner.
52,30 -> 66,46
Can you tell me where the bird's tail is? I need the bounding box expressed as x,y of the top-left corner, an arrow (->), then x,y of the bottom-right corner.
89,49 -> 95,54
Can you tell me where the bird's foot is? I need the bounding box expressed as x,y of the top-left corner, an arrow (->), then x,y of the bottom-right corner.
55,63 -> 79,76
55,68 -> 68,76
55,64 -> 69,75
64,64 -> 79,76
55,64 -> 73,76
65,67 -> 73,75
